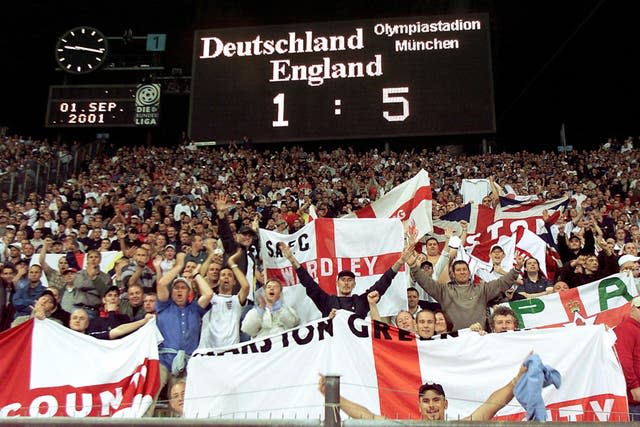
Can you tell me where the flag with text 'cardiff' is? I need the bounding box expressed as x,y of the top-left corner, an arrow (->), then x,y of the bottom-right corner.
259,218 -> 407,323
346,169 -> 433,238
0,318 -> 161,418
504,273 -> 638,329
185,311 -> 628,421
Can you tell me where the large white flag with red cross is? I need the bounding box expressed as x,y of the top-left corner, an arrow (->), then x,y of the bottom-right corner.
259,218 -> 408,322
185,310 -> 628,421
345,169 -> 433,239
0,318 -> 160,418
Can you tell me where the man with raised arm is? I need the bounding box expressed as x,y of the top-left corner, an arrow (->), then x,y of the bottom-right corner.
318,361 -> 527,421
154,252 -> 213,392
408,253 -> 525,331
278,240 -> 416,318
199,248 -> 250,348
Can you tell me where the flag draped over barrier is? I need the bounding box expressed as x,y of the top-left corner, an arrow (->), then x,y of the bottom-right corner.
505,273 -> 638,329
0,319 -> 161,418
259,218 -> 408,322
185,311 -> 628,421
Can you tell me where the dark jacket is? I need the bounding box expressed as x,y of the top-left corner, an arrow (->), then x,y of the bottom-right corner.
295,266 -> 398,318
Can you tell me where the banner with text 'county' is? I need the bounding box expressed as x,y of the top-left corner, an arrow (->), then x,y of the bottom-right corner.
0,318 -> 160,418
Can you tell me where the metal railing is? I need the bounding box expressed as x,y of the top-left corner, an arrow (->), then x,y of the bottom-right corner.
0,141 -> 104,202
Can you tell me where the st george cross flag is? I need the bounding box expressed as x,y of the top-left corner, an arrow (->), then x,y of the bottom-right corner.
185,310 -> 628,421
346,169 -> 433,238
505,273 -> 638,329
259,218 -> 407,323
0,318 -> 161,418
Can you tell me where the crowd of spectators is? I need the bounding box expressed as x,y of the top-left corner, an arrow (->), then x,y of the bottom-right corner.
1,131 -> 640,417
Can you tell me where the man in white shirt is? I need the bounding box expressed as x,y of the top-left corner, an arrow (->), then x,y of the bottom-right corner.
198,250 -> 249,349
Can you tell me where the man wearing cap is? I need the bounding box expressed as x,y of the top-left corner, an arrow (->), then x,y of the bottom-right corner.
279,240 -> 416,318
614,296 -> 640,421
12,264 -> 45,319
318,360 -> 526,421
155,252 -> 213,399
6,243 -> 22,266
59,267 -> 78,313
477,245 -> 510,282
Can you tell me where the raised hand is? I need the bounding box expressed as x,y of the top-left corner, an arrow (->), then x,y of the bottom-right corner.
514,251 -> 526,270
228,248 -> 242,265
367,290 -> 380,305
215,194 -> 229,214
277,242 -> 294,260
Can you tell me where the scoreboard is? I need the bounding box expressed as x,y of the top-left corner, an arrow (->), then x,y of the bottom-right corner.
190,14 -> 494,142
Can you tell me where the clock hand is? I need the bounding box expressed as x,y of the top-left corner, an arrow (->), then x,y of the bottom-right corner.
70,45 -> 105,53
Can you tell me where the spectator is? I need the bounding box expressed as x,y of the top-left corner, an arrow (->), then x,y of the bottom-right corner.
88,285 -> 130,333
613,296 -> 640,421
11,288 -> 69,327
121,246 -> 156,293
407,287 -> 421,319
119,283 -> 145,320
72,249 -> 111,319
434,309 -> 454,334
241,278 -> 299,339
279,239 -> 415,318
69,307 -> 153,339
513,258 -> 553,300
12,264 -> 45,318
415,309 -> 436,339
409,255 -> 525,331
490,306 -> 519,333
154,253 -> 212,404
168,379 -> 186,417
199,249 -> 249,348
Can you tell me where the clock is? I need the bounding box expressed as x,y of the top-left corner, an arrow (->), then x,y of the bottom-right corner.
55,26 -> 109,74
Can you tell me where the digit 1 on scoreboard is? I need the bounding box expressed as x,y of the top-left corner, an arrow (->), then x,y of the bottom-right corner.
272,93 -> 289,127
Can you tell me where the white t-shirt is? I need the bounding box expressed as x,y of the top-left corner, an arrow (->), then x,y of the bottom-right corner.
198,294 -> 245,349
460,179 -> 491,205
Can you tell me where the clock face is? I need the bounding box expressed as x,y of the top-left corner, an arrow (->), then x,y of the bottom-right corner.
55,26 -> 109,74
